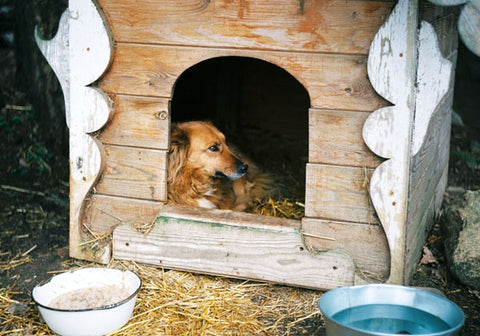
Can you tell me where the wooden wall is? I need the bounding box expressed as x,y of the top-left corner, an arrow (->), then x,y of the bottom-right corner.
87,0 -> 396,278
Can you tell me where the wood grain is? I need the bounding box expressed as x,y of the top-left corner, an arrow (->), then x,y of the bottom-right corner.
113,204 -> 356,290
95,145 -> 167,201
309,108 -> 382,168
98,0 -> 394,55
99,95 -> 170,149
404,8 -> 457,281
84,194 -> 164,235
302,217 -> 389,281
99,43 -> 386,112
305,163 -> 378,224
406,93 -> 453,280
420,3 -> 459,58
363,0 -> 420,284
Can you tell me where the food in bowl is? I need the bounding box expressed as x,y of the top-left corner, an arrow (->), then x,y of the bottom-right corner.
48,283 -> 131,310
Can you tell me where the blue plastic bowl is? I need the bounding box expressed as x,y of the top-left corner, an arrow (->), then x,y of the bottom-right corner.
318,284 -> 464,336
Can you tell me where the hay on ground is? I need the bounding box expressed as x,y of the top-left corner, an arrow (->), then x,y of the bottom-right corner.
1,260 -> 324,335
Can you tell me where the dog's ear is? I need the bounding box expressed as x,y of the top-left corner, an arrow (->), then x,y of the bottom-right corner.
170,124 -> 189,148
168,124 -> 189,184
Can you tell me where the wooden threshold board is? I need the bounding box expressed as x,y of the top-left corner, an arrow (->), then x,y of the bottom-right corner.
112,205 -> 356,290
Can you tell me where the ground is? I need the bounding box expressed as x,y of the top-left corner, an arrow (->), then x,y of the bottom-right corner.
1,56 -> 480,335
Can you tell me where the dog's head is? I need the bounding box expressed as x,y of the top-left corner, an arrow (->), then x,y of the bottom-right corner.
169,121 -> 248,180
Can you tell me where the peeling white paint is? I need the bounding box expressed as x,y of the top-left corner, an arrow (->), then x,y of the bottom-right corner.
35,0 -> 113,260
364,0 -> 418,284
412,22 -> 452,155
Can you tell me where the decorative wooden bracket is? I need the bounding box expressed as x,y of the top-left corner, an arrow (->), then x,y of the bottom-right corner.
364,0 -> 453,283
35,0 -> 113,261
364,0 -> 420,284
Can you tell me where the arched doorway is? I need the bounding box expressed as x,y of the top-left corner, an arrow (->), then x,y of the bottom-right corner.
170,56 -> 310,218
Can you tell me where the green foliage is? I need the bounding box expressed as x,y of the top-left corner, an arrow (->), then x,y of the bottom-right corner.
451,150 -> 480,169
10,144 -> 52,176
2,104 -> 53,177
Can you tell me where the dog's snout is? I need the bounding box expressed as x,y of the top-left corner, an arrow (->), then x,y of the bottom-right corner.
238,163 -> 248,175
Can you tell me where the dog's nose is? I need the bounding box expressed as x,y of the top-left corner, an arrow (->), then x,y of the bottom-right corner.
238,163 -> 248,175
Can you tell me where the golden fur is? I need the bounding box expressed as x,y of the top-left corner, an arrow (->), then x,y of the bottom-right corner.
167,121 -> 271,211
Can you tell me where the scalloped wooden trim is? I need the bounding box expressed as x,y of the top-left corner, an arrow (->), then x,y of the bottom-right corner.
363,0 -> 419,284
35,0 -> 113,261
35,10 -> 71,127
364,0 -> 455,284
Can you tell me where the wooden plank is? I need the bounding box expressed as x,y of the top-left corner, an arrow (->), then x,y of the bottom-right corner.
309,108 -> 382,168
95,145 -> 167,201
304,163 -> 378,224
408,92 -> 453,230
152,204 -> 301,231
62,1 -> 114,261
84,194 -> 164,235
113,205 -> 356,290
427,0 -> 480,56
363,0 -> 419,284
420,4 -> 459,58
405,94 -> 452,280
411,21 -> 453,156
404,15 -> 456,282
98,0 -> 394,55
99,43 -> 387,112
99,95 -> 170,149
302,217 -> 389,282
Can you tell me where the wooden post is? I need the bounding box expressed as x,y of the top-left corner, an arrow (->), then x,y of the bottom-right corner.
363,0 -> 419,284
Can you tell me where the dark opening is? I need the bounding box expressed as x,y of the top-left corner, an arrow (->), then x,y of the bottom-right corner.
170,56 -> 310,219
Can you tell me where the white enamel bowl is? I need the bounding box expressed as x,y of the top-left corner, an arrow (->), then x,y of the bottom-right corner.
32,267 -> 141,336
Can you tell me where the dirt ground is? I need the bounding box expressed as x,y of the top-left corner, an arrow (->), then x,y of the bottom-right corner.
1,52 -> 480,335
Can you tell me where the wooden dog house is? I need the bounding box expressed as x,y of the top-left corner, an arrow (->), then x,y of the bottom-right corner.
36,0 -> 470,289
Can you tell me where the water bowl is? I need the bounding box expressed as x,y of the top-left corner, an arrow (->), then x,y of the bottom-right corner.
318,284 -> 464,336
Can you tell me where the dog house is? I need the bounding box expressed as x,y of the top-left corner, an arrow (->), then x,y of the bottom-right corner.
35,0 -> 474,289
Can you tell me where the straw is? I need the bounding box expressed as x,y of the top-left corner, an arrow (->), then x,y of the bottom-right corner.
1,260 -> 323,335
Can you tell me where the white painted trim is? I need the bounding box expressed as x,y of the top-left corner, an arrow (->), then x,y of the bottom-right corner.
35,0 -> 113,261
35,10 -> 70,127
412,22 -> 453,155
363,0 -> 419,284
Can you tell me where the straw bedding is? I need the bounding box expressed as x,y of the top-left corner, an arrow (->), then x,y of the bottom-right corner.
233,127 -> 308,221
1,259 -> 324,335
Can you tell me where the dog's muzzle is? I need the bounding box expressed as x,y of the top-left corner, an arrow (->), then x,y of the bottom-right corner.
215,163 -> 249,180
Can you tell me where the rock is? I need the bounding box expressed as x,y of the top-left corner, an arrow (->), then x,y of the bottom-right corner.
441,190 -> 480,289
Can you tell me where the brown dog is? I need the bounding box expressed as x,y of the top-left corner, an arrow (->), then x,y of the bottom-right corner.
167,121 -> 271,211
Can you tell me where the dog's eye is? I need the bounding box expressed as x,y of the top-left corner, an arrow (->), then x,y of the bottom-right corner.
208,145 -> 219,152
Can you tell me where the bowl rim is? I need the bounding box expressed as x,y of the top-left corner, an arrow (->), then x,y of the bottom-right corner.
318,284 -> 465,336
31,267 -> 142,313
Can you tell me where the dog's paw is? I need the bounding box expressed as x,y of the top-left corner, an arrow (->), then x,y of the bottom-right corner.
233,194 -> 251,211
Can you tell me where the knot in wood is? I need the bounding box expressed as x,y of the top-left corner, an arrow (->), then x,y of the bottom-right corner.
154,111 -> 168,120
